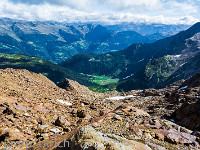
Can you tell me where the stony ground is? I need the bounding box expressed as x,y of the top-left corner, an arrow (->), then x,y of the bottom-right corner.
0,68 -> 199,150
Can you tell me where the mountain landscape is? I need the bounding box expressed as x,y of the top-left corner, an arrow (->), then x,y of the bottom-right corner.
0,5 -> 200,150
61,22 -> 200,91
1,0 -> 200,149
0,18 -> 189,63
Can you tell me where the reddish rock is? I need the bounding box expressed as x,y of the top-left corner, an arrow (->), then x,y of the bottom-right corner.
90,103 -> 97,110
113,114 -> 122,121
155,133 -> 165,141
77,108 -> 86,118
129,126 -> 143,137
36,125 -> 49,133
76,119 -> 87,126
37,117 -> 45,125
55,116 -> 70,127
0,129 -> 26,141
175,99 -> 200,130
35,106 -> 49,113
57,79 -> 75,91
163,129 -> 197,145
3,107 -> 15,115
165,129 -> 180,144
85,114 -> 92,120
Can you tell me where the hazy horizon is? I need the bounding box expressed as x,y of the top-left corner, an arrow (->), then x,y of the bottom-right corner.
0,0 -> 200,25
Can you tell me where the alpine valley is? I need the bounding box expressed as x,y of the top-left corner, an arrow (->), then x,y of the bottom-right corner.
0,17 -> 200,150
61,22 -> 200,91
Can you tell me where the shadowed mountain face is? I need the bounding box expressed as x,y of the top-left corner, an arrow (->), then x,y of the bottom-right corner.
179,72 -> 200,88
60,22 -> 200,91
0,18 -> 188,63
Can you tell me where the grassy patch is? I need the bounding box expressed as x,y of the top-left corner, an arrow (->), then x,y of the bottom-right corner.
81,73 -> 119,92
81,73 -> 119,85
88,83 -> 117,93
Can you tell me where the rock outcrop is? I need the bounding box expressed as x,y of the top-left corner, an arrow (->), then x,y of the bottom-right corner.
175,99 -> 200,130
70,126 -> 151,150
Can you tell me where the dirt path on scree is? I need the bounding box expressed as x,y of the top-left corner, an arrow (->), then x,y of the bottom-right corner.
27,106 -> 123,150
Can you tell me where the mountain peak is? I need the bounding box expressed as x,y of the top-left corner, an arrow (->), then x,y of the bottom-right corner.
185,22 -> 200,34
85,24 -> 113,42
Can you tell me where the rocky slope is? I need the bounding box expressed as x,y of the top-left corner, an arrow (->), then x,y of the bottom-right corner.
0,18 -> 169,63
0,68 -> 199,150
0,68 -> 108,149
170,73 -> 200,131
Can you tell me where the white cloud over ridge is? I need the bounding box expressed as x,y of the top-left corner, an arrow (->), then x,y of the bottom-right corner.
0,0 -> 199,25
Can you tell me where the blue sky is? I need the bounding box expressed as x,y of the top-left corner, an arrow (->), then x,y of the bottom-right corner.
0,0 -> 200,24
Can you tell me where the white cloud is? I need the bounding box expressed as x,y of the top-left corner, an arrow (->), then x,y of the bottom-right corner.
9,0 -> 162,10
8,0 -> 97,11
164,0 -> 198,16
0,0 -> 199,25
99,0 -> 162,11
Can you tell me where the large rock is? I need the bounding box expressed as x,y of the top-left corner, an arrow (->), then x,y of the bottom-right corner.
35,125 -> 49,133
57,79 -> 75,91
70,125 -> 151,150
77,108 -> 86,118
142,89 -> 162,96
0,128 -> 26,141
3,107 -> 15,115
175,99 -> 200,130
55,116 -> 70,127
122,105 -> 150,117
164,129 -> 197,145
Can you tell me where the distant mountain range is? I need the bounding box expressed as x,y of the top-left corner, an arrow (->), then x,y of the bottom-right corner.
0,18 -> 190,63
60,22 -> 200,91
105,23 -> 190,35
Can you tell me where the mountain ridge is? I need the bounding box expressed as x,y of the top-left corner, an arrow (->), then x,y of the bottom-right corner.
60,22 -> 200,91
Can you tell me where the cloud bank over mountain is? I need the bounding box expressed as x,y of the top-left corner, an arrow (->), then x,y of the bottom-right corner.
0,0 -> 200,24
